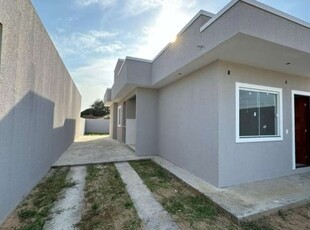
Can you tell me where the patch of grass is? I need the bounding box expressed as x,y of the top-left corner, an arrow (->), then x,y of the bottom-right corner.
130,160 -> 235,229
84,132 -> 108,135
130,160 -> 172,191
131,160 -> 294,230
0,167 -> 73,230
77,164 -> 143,230
163,194 -> 218,223
242,221 -> 273,230
18,209 -> 38,220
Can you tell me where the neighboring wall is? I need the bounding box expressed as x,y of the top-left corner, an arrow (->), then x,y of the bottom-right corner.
85,118 -> 110,134
217,61 -> 310,187
0,1 -> 81,223
158,62 -> 220,186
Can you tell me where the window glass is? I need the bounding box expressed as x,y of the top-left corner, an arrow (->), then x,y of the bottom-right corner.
239,88 -> 279,138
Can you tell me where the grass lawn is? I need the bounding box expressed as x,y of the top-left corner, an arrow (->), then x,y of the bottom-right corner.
76,164 -> 143,230
0,167 -> 75,230
130,160 -> 310,230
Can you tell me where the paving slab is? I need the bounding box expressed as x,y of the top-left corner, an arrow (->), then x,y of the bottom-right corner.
53,135 -> 151,167
153,156 -> 310,223
115,162 -> 180,230
44,166 -> 86,230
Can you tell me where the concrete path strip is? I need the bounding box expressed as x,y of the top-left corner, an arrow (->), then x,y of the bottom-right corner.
115,162 -> 180,230
43,166 -> 86,230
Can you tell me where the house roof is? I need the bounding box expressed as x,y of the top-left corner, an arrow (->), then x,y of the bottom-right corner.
106,0 -> 310,103
201,0 -> 310,32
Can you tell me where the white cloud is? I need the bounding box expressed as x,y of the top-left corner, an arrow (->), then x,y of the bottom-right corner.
122,0 -> 197,16
53,30 -> 122,57
71,59 -> 116,110
128,0 -> 229,59
76,0 -> 115,7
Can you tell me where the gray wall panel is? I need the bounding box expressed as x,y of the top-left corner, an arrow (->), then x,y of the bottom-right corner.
0,0 -> 81,223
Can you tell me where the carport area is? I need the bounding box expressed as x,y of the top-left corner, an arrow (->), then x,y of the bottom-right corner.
53,135 -> 150,167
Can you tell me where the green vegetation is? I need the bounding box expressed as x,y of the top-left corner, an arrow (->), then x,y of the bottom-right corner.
130,160 -> 236,229
77,164 -> 143,230
130,160 -> 279,230
16,167 -> 74,230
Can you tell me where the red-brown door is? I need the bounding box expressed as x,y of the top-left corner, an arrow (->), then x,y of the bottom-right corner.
295,95 -> 310,165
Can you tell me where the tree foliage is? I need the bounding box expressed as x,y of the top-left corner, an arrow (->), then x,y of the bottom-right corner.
81,99 -> 110,118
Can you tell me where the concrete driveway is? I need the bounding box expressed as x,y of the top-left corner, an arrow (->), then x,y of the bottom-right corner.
53,135 -> 150,167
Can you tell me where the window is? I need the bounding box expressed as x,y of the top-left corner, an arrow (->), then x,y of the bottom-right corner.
117,105 -> 122,126
236,82 -> 283,143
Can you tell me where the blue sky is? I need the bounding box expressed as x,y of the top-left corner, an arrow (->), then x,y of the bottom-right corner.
31,0 -> 310,110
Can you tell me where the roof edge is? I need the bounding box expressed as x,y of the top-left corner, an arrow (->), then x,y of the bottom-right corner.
152,10 -> 214,62
200,0 -> 310,32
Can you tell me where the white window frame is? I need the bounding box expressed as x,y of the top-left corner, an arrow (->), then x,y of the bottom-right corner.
236,82 -> 283,143
117,105 -> 122,127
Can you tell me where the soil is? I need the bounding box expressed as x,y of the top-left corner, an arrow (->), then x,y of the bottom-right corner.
252,205 -> 310,230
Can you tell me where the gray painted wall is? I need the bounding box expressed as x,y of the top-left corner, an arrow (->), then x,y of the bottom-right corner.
0,0 -> 81,223
217,61 -> 310,187
85,118 -> 110,134
158,62 -> 219,186
135,88 -> 158,156
109,103 -> 118,139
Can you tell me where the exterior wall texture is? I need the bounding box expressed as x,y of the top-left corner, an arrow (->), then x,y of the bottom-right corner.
158,62 -> 219,186
0,0 -> 81,223
217,61 -> 310,187
136,88 -> 158,156
85,118 -> 110,134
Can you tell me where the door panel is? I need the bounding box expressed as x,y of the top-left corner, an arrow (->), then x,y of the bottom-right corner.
295,96 -> 310,165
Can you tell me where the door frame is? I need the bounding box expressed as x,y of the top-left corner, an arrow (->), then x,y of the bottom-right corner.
292,90 -> 310,170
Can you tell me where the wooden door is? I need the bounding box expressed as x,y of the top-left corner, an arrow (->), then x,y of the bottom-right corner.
295,95 -> 310,165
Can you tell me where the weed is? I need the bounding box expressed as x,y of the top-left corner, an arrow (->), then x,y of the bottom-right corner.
91,203 -> 99,212
18,209 -> 37,220
124,201 -> 133,209
278,210 -> 287,220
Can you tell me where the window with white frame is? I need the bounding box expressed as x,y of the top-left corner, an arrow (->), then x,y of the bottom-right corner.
236,82 -> 282,142
117,105 -> 122,126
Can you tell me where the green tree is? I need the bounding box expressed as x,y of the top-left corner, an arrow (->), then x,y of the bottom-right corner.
91,99 -> 109,117
80,99 -> 110,118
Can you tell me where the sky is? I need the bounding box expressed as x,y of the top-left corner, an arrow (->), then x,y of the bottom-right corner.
31,0 -> 310,111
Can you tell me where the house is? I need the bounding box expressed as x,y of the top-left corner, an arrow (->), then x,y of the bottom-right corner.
0,0 -> 82,223
104,0 -> 310,188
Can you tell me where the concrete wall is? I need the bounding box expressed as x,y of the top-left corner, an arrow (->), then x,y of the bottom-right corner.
76,118 -> 85,138
217,61 -> 310,187
135,88 -> 158,156
85,118 -> 110,134
158,62 -> 220,186
0,0 -> 81,223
